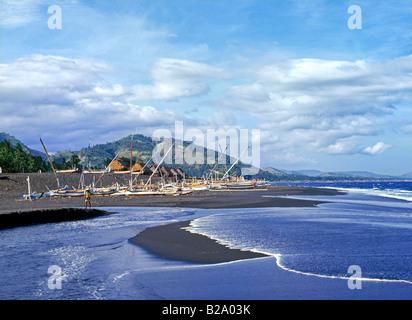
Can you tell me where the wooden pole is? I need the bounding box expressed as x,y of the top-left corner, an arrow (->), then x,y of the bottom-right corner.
40,138 -> 60,189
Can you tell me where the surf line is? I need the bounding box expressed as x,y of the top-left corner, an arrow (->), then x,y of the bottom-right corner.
272,253 -> 412,285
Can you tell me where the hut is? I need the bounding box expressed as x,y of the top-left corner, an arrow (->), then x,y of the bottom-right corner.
147,164 -> 177,177
169,167 -> 184,180
148,164 -> 160,177
109,159 -> 126,171
131,161 -> 144,172
159,165 -> 173,177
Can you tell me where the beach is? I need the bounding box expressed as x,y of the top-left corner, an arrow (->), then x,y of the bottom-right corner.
129,220 -> 269,264
0,172 -> 336,216
1,173 -> 411,301
0,173 -> 332,229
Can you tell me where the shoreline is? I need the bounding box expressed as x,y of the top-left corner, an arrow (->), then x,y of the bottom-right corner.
0,183 -> 335,229
1,176 -> 411,300
0,172 -> 342,216
0,208 -> 112,230
129,220 -> 269,264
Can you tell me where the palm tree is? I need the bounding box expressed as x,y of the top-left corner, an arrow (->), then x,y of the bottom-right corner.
70,154 -> 80,169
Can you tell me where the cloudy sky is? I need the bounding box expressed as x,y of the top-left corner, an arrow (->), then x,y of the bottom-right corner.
1,0 -> 411,175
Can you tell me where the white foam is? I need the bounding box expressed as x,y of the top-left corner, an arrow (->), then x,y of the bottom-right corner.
327,186 -> 412,202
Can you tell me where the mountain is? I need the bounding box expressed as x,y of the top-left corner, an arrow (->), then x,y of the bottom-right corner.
398,172 -> 412,179
262,166 -> 412,180
2,131 -> 411,180
292,170 -> 324,177
0,132 -> 46,159
320,171 -> 394,179
52,134 -> 257,178
53,134 -> 157,168
262,166 -> 289,176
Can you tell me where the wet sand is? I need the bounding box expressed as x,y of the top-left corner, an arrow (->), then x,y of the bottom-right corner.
2,173 -> 410,300
129,220 -> 269,264
0,208 -> 111,230
0,172 -> 341,263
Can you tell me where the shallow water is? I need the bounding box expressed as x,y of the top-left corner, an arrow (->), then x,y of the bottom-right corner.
191,193 -> 412,282
0,190 -> 411,299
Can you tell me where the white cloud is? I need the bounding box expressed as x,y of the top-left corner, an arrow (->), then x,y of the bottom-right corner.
220,55 -> 412,157
0,54 -> 177,151
1,52 -> 410,165
130,58 -> 229,101
0,0 -> 41,28
362,142 -> 391,155
0,55 -> 116,106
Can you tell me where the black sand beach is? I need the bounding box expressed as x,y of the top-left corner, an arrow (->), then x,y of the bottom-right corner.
2,173 -> 411,301
0,172 -> 342,263
129,220 -> 269,264
0,173 -> 340,215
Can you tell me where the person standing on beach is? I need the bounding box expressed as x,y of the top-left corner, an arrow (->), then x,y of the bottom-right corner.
84,188 -> 92,209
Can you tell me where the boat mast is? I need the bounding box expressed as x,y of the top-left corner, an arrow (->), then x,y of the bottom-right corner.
144,143 -> 174,187
95,151 -> 121,186
79,137 -> 91,189
207,144 -> 228,181
221,145 -> 249,181
26,176 -> 32,201
40,137 -> 60,189
131,153 -> 155,185
129,135 -> 133,188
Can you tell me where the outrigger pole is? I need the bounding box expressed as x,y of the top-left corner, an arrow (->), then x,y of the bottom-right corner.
79,137 -> 91,189
131,152 -> 156,185
221,145 -> 249,181
144,143 -> 174,187
207,144 -> 228,181
40,137 -> 60,189
129,135 -> 133,188
95,151 -> 121,186
26,176 -> 32,201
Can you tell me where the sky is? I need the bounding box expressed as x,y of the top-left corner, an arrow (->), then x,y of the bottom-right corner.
0,0 -> 411,175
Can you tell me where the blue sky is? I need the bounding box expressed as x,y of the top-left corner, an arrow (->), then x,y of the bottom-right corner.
1,0 -> 411,175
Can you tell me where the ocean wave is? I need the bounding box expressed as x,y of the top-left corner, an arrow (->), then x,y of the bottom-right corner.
331,187 -> 412,202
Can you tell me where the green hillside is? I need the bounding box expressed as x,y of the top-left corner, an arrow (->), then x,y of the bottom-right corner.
52,134 -> 256,179
0,136 -> 49,173
0,132 -> 46,158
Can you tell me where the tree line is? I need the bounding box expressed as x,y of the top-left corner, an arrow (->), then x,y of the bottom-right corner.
0,140 -> 82,173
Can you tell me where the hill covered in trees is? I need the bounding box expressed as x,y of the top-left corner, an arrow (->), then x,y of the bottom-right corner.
53,134 -> 253,179
2,132 -> 409,181
0,140 -> 48,173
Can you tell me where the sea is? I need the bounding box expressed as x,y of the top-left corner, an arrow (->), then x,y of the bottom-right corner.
0,181 -> 411,300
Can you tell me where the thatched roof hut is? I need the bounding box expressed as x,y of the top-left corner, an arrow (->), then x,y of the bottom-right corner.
170,167 -> 184,179
159,165 -> 173,177
148,164 -> 160,176
147,164 -> 181,177
175,167 -> 185,177
109,159 -> 126,171
131,162 -> 143,172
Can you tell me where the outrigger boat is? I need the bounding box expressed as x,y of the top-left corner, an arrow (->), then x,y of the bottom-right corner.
161,184 -> 193,196
123,189 -> 165,196
224,181 -> 256,189
49,185 -> 118,197
20,187 -> 64,200
191,184 -> 210,191
115,184 -> 165,196
55,169 -> 77,173
49,187 -> 85,197
219,146 -> 256,190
